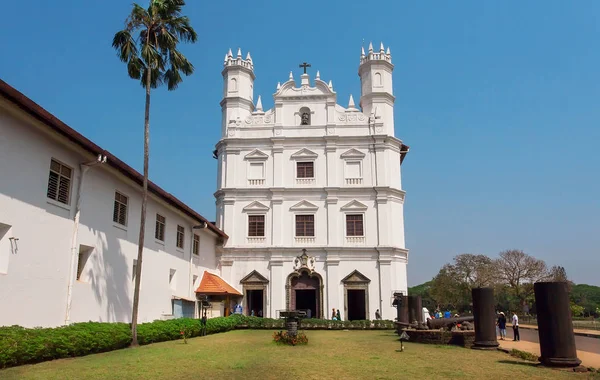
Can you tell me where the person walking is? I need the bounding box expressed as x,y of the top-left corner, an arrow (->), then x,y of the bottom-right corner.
332,308 -> 337,320
512,312 -> 520,341
497,312 -> 507,340
336,309 -> 341,321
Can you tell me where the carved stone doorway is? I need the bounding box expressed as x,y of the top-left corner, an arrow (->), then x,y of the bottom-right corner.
342,270 -> 370,321
240,270 -> 269,317
286,270 -> 323,319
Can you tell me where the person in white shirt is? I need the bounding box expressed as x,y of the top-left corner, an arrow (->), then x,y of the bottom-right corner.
512,312 -> 520,341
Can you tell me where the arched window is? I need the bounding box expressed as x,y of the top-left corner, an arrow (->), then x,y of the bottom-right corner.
299,107 -> 311,125
374,72 -> 382,87
230,78 -> 238,92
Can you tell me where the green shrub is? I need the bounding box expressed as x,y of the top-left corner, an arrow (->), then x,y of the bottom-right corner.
509,349 -> 538,362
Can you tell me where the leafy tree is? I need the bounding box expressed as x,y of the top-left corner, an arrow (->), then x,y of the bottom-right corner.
570,284 -> 600,317
570,302 -> 585,317
112,0 -> 197,346
494,249 -> 548,308
549,265 -> 573,292
408,281 -> 436,311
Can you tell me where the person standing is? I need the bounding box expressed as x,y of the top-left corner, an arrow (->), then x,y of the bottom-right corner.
332,308 -> 337,320
512,312 -> 520,341
336,309 -> 341,321
375,309 -> 382,320
497,312 -> 507,340
201,312 -> 207,336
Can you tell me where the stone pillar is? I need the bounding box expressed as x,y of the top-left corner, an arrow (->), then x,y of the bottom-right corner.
326,256 -> 340,320
534,282 -> 581,367
269,259 -> 284,318
398,295 -> 409,325
407,295 -> 422,325
471,287 -> 499,350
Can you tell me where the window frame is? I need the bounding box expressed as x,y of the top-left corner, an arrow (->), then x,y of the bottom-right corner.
176,225 -> 185,249
296,161 -> 315,179
47,158 -> 73,205
295,214 -> 315,237
155,214 -> 166,242
112,191 -> 129,226
345,213 -> 365,237
247,214 -> 266,237
192,233 -> 200,255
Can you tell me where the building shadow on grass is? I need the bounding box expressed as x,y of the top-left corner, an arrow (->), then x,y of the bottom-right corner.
497,360 -> 540,367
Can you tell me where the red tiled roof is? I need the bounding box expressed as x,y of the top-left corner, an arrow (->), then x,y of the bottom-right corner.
0,79 -> 227,240
195,272 -> 242,296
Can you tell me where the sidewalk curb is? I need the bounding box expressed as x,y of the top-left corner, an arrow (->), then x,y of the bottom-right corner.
520,325 -> 600,339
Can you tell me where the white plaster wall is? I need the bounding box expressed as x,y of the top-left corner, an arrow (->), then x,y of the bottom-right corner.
0,102 -> 219,328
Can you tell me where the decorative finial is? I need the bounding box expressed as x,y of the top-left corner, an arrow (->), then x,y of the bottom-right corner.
255,96 -> 263,112
386,47 -> 391,55
348,94 -> 356,109
316,70 -> 320,79
227,48 -> 233,57
380,42 -> 385,52
328,80 -> 333,90
361,46 -> 365,57
368,42 -> 373,52
277,82 -> 281,90
237,48 -> 242,58
246,51 -> 252,62
224,53 -> 228,63
289,71 -> 294,80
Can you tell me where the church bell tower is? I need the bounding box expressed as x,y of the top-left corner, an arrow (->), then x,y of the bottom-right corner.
220,48 -> 255,137
358,42 -> 395,136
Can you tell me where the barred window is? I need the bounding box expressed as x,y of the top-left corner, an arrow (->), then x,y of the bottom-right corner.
193,234 -> 200,255
248,215 -> 265,237
296,162 -> 314,178
176,225 -> 185,249
346,214 -> 364,236
113,192 -> 128,226
295,215 -> 315,237
47,159 -> 72,205
155,214 -> 166,241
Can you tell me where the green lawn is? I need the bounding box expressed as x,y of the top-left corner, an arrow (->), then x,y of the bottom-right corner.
0,330 -> 591,380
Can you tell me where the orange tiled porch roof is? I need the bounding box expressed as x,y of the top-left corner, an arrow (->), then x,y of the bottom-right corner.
195,271 -> 242,296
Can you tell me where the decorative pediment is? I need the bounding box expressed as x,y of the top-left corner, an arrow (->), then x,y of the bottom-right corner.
290,200 -> 319,211
291,148 -> 318,160
240,270 -> 269,284
244,149 -> 269,161
274,79 -> 335,99
340,148 -> 365,160
242,201 -> 270,212
340,200 -> 368,211
341,270 -> 371,284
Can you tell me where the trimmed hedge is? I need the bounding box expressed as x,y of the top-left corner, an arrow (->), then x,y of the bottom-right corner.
0,315 -> 395,369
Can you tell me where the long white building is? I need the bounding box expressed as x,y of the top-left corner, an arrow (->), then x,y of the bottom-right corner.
215,44 -> 409,320
0,79 -> 228,328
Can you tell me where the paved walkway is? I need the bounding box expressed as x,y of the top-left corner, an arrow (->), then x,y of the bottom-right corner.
499,339 -> 600,368
521,324 -> 600,338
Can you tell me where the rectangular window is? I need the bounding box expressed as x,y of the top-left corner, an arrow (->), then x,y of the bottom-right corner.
193,234 -> 200,255
346,214 -> 364,236
296,162 -> 314,178
47,159 -> 72,205
113,192 -> 128,226
155,214 -> 166,241
169,268 -> 177,291
248,215 -> 265,237
346,161 -> 361,178
176,225 -> 185,249
295,215 -> 315,237
76,247 -> 92,281
248,162 -> 264,179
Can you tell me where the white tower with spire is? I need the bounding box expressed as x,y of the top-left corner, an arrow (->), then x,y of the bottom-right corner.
359,42 -> 395,136
220,48 -> 255,137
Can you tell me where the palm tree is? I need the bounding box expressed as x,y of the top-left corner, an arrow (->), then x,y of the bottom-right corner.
112,0 -> 197,346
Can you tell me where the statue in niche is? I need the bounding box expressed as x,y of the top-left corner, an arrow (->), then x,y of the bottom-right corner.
301,112 -> 310,125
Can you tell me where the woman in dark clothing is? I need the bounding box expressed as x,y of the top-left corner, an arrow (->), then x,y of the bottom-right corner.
497,312 -> 507,340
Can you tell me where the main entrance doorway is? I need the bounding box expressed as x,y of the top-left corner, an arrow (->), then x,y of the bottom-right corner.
246,289 -> 264,317
347,289 -> 366,320
287,270 -> 323,319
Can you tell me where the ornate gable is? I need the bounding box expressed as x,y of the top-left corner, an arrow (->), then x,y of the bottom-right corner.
340,199 -> 368,211
290,200 -> 319,211
242,201 -> 270,212
240,270 -> 269,284
341,270 -> 371,284
340,148 -> 366,160
244,149 -> 269,160
290,148 -> 318,160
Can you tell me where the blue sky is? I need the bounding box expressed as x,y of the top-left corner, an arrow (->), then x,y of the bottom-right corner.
1,1 -> 598,286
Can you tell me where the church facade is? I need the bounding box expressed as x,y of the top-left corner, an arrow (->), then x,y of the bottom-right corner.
214,44 -> 410,320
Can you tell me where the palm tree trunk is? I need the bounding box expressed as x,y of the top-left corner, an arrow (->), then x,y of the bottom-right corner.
131,67 -> 152,347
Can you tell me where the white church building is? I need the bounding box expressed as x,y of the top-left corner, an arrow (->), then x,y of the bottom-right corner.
0,43 -> 409,327
214,43 -> 409,321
